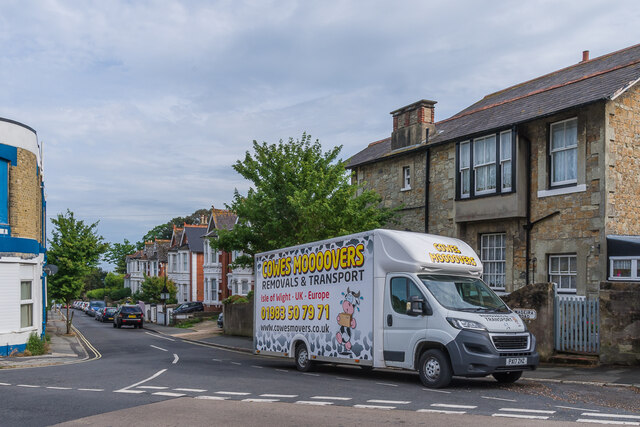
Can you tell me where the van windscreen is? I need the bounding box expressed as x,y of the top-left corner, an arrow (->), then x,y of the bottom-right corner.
418,275 -> 508,312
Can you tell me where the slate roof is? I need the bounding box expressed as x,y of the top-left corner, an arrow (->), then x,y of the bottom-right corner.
205,208 -> 238,237
347,44 -> 640,168
182,225 -> 207,253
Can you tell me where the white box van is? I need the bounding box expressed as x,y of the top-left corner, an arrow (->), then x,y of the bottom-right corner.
254,229 -> 538,388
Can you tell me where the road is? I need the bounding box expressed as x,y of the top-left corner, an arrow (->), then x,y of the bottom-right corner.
1,312 -> 639,426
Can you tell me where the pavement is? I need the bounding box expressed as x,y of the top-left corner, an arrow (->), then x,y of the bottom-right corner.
3,310 -> 639,389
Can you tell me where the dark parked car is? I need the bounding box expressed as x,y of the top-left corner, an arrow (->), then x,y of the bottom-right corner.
98,307 -> 117,323
173,301 -> 204,314
217,312 -> 223,328
113,305 -> 144,329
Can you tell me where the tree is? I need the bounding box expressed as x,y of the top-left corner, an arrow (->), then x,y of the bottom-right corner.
83,267 -> 107,291
212,133 -> 396,265
47,210 -> 109,333
104,272 -> 124,289
136,276 -> 177,304
105,239 -> 137,274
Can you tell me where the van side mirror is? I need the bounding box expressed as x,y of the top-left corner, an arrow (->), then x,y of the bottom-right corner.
406,296 -> 432,316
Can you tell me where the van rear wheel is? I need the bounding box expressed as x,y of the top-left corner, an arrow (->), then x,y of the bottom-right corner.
418,349 -> 452,388
294,343 -> 313,372
493,371 -> 522,383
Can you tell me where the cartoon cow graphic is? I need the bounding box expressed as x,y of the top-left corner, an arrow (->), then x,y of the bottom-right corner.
336,287 -> 361,353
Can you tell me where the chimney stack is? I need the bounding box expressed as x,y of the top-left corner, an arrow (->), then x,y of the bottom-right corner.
390,99 -> 436,151
582,50 -> 590,62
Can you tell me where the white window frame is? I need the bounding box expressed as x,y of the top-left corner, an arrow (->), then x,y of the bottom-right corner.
401,166 -> 411,191
473,135 -> 497,195
500,131 -> 512,192
182,253 -> 188,272
549,254 -> 577,293
550,117 -> 578,187
480,233 -> 505,291
609,256 -> 640,281
20,280 -> 34,329
211,278 -> 217,301
459,141 -> 470,198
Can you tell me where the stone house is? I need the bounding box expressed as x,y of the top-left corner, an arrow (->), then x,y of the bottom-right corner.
124,239 -> 170,295
202,207 -> 254,308
347,44 -> 640,298
0,118 -> 46,355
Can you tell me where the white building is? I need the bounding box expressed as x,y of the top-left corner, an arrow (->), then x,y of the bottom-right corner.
0,118 -> 46,356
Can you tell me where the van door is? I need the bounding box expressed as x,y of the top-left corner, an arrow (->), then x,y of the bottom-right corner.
383,275 -> 429,368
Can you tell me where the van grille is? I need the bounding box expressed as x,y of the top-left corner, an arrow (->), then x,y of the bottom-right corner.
491,334 -> 529,351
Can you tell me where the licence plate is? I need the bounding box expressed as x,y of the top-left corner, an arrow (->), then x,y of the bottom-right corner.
128,315 -> 137,318
506,357 -> 527,366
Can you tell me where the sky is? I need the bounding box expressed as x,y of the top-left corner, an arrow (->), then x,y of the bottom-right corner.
1,0 -> 639,268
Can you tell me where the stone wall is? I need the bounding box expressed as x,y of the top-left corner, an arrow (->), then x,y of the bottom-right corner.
501,282 -> 555,361
223,300 -> 254,337
605,84 -> 640,235
427,144 -> 455,237
599,281 -> 640,365
8,148 -> 43,243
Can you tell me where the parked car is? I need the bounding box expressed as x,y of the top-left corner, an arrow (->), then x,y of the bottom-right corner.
100,307 -> 117,323
173,301 -> 204,314
217,312 -> 223,328
113,305 -> 144,329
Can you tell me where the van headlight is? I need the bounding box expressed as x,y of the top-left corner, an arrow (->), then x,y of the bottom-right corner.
447,317 -> 487,331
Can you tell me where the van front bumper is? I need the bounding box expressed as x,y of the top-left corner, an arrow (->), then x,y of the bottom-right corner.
446,330 -> 539,377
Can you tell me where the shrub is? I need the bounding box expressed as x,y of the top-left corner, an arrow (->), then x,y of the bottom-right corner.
222,295 -> 249,305
109,287 -> 132,301
25,332 -> 46,356
86,289 -> 105,300
246,290 -> 254,299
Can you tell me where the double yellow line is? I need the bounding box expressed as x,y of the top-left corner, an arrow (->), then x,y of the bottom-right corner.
59,312 -> 101,361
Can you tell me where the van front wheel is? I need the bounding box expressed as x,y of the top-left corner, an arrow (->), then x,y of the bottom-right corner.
418,349 -> 452,388
294,343 -> 313,372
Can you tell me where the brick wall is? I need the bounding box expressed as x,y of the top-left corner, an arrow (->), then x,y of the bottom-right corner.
8,147 -> 43,243
605,84 -> 640,235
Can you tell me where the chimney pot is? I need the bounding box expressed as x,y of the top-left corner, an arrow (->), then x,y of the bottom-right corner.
582,50 -> 590,62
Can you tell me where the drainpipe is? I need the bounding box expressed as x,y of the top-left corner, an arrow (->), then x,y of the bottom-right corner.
524,134 -> 531,285
424,146 -> 430,233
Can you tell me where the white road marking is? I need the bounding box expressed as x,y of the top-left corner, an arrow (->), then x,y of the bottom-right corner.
421,388 -> 451,394
145,332 -> 175,341
17,385 -> 40,388
482,396 -> 517,402
335,377 -> 353,381
0,383 -> 11,386
78,388 -> 103,392
354,404 -> 395,410
150,345 -> 168,352
375,382 -> 398,387
251,365 -> 263,369
196,396 -> 229,400
295,401 -> 333,406
499,408 -> 556,414
556,405 -> 600,412
576,420 -> 639,425
492,414 -> 549,420
138,386 -> 168,390
172,354 -> 179,364
215,391 -> 251,396
418,409 -> 466,415
261,394 -> 298,398
46,387 -> 72,390
212,358 -> 223,362
174,388 -> 207,393
311,396 -> 352,401
231,362 -> 241,365
276,369 -> 289,373
581,414 -> 640,420
115,368 -> 167,392
114,390 -> 146,394
303,373 -> 320,377
242,398 -> 279,403
153,392 -> 186,397
431,404 -> 477,409
368,399 -> 410,405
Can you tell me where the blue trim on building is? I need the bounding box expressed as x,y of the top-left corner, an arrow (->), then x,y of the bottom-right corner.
0,236 -> 41,254
0,144 -> 18,166
1,343 -> 26,357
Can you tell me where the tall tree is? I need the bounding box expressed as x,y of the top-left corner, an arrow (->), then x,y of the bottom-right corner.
83,267 -> 107,291
136,276 -> 177,304
105,239 -> 137,274
48,210 -> 109,333
212,133 -> 396,265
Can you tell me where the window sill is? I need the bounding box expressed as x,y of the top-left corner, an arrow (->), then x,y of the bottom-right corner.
607,277 -> 640,281
400,187 -> 411,192
537,184 -> 586,198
